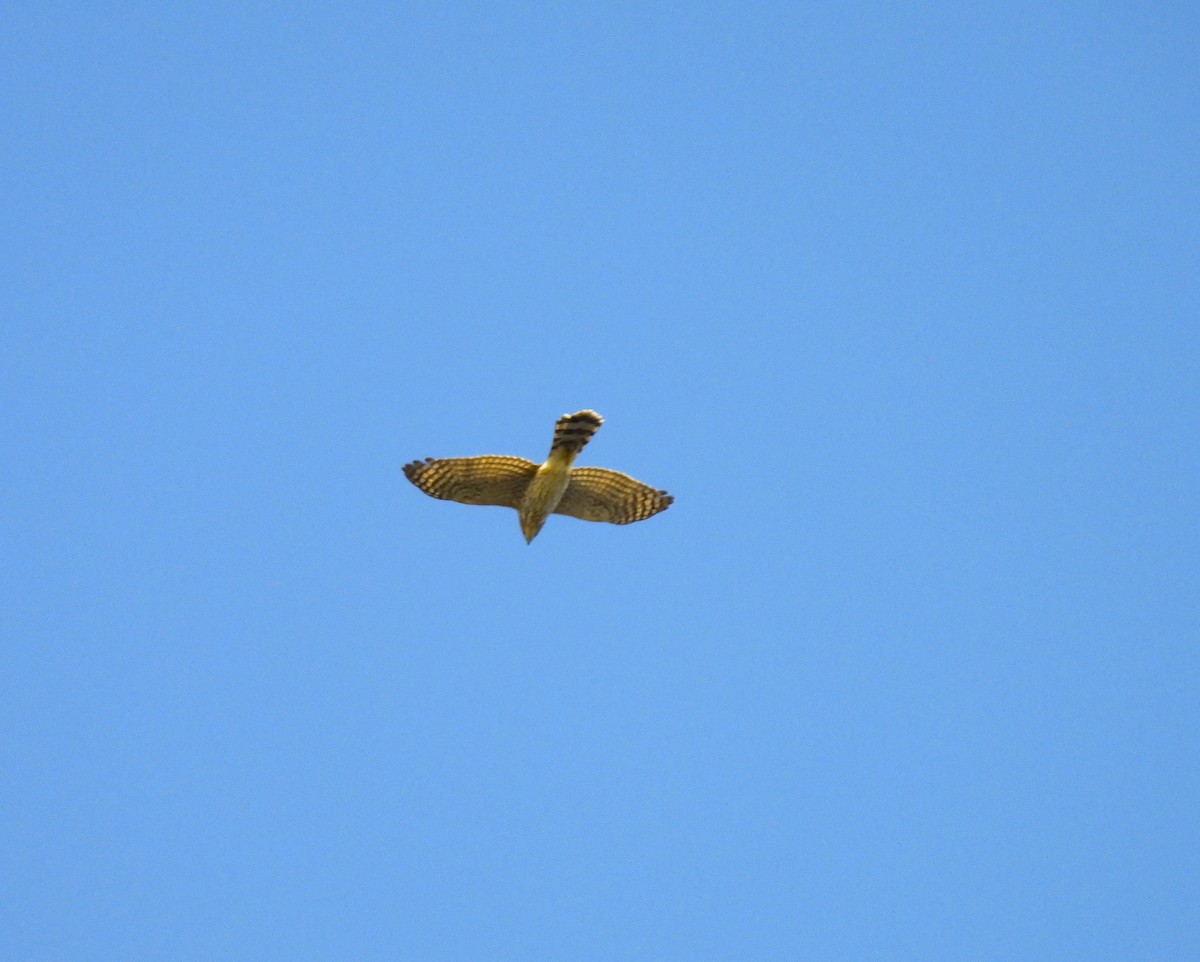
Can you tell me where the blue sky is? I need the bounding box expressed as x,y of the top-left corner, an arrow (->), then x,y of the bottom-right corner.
3,3 -> 1197,958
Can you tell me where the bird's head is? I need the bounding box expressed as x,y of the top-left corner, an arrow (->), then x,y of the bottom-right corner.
520,513 -> 545,544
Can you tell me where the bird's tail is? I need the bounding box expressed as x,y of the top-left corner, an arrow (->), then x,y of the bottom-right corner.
549,410 -> 604,457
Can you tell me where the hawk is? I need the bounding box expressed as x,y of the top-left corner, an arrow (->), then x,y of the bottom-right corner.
403,410 -> 673,543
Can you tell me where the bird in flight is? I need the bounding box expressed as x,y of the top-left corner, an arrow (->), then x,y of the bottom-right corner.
403,410 -> 673,543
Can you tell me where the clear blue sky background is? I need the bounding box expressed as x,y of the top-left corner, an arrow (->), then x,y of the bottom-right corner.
3,3 -> 1197,959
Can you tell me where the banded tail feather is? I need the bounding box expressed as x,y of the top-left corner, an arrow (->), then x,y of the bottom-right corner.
549,410 -> 604,456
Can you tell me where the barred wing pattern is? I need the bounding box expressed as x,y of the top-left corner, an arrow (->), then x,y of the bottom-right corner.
554,466 -> 674,525
402,456 -> 539,508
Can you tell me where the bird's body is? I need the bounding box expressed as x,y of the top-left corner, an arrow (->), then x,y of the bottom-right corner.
403,410 -> 672,543
519,449 -> 575,542
516,409 -> 603,541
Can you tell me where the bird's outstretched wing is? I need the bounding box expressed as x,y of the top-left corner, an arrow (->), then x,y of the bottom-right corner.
554,466 -> 674,525
402,456 -> 538,508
